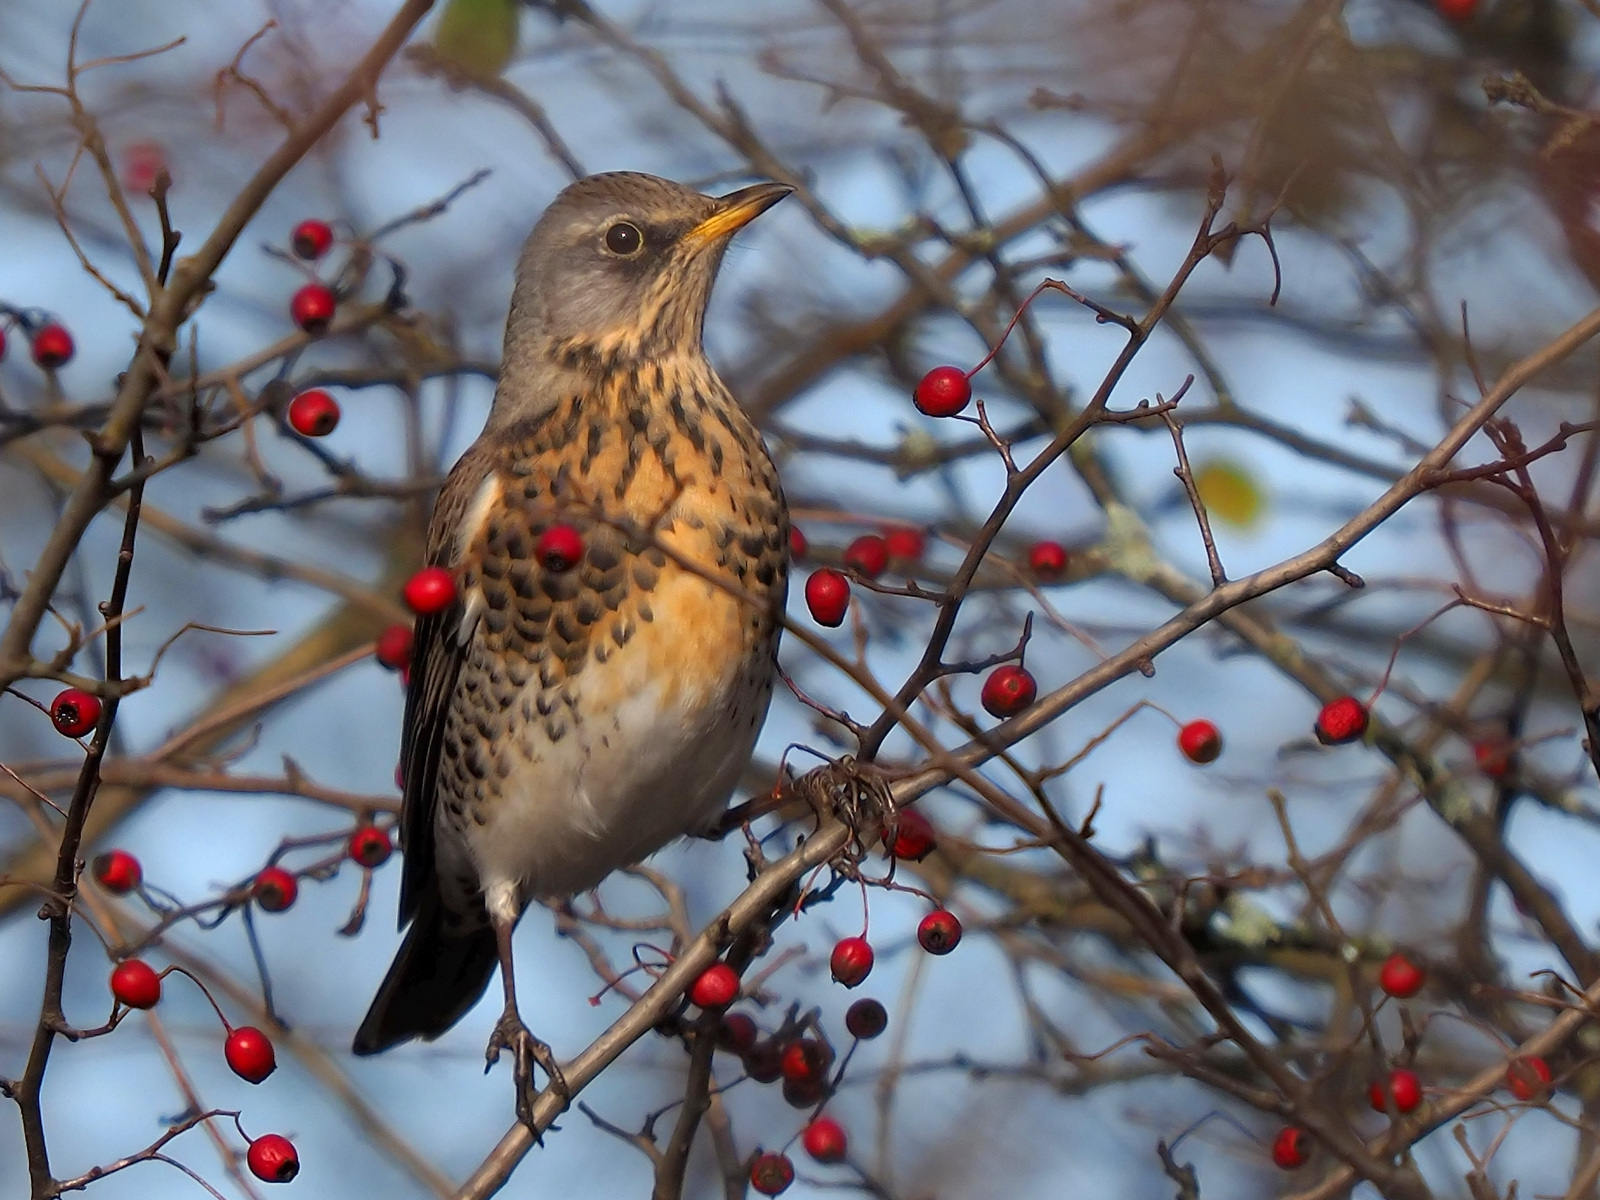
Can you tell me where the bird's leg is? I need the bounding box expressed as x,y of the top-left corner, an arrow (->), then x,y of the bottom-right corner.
483,907 -> 569,1125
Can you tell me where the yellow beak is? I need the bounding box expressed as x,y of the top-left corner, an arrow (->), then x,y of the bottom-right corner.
684,181 -> 793,246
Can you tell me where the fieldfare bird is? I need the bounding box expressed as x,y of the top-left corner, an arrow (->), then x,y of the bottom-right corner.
352,172 -> 792,1118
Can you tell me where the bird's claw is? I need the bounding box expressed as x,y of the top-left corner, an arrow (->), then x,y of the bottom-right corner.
485,1011 -> 570,1128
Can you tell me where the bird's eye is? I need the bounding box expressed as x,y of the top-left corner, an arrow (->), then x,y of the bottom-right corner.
604,222 -> 643,256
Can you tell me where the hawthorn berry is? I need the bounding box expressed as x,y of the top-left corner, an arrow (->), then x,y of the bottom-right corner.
1506,1054 -> 1552,1102
225,1026 -> 278,1083
783,1073 -> 827,1109
121,139 -> 167,193
780,1036 -> 832,1086
50,688 -> 101,738
913,365 -> 972,417
1177,719 -> 1222,765
31,323 -> 74,369
888,808 -> 936,861
789,526 -> 807,560
918,909 -> 962,955
536,524 -> 584,572
290,282 -> 337,334
1028,540 -> 1068,578
749,1151 -> 794,1196
286,388 -> 339,436
347,825 -> 392,869
111,959 -> 161,1009
829,937 -> 874,988
689,962 -> 739,1009
247,1134 -> 300,1183
845,998 -> 888,1040
1436,0 -> 1474,20
1474,737 -> 1513,779
1315,695 -> 1368,746
844,534 -> 889,579
291,218 -> 335,261
253,866 -> 298,913
805,569 -> 850,626
1271,1126 -> 1309,1170
374,623 -> 413,671
743,1039 -> 783,1083
717,1012 -> 758,1056
802,1116 -> 848,1164
883,526 -> 925,562
1378,951 -> 1424,999
403,566 -> 457,616
1368,1067 -> 1423,1114
981,664 -> 1037,718
92,849 -> 142,894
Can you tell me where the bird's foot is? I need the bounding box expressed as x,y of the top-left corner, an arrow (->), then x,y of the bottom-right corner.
485,1010 -> 569,1128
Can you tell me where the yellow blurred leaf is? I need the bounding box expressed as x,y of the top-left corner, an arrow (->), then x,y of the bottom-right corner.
1193,458 -> 1266,529
434,0 -> 519,78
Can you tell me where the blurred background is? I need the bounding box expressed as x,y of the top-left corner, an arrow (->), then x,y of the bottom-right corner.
5,0 -> 1600,1197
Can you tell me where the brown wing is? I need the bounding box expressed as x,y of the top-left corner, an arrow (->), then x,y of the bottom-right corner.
396,443 -> 496,928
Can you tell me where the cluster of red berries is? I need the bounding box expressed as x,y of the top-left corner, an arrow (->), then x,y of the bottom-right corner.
287,218 -> 339,337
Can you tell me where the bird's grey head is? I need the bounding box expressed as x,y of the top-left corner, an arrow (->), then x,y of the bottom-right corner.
493,171 -> 790,422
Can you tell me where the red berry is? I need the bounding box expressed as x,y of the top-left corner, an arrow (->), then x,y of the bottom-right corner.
1506,1055 -> 1552,1102
1368,1068 -> 1423,1114
888,808 -> 936,861
717,1012 -> 758,1055
845,998 -> 888,1040
689,962 -> 739,1010
110,959 -> 161,1009
1028,540 -> 1068,577
50,688 -> 102,738
913,365 -> 972,417
802,1116 -> 848,1164
31,323 -> 74,369
1271,1126 -> 1309,1170
743,1039 -> 783,1083
253,866 -> 298,913
783,1073 -> 827,1109
1474,737 -> 1514,779
246,1134 -> 300,1183
291,219 -> 335,260
789,526 -> 807,560
347,825 -> 392,869
829,937 -> 874,988
286,388 -> 339,436
883,526 -> 925,562
780,1037 -> 831,1086
1177,719 -> 1222,765
536,524 -> 584,571
1378,952 -> 1424,999
844,534 -> 889,579
225,1026 -> 278,1083
92,849 -> 142,894
121,140 -> 167,193
917,909 -> 962,955
981,664 -> 1037,718
1436,0 -> 1474,20
290,283 -> 336,334
805,569 -> 850,627
374,623 -> 413,671
1315,695 -> 1368,745
402,566 -> 456,616
749,1151 -> 794,1196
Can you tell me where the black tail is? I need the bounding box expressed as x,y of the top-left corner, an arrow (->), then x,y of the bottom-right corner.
352,890 -> 498,1056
